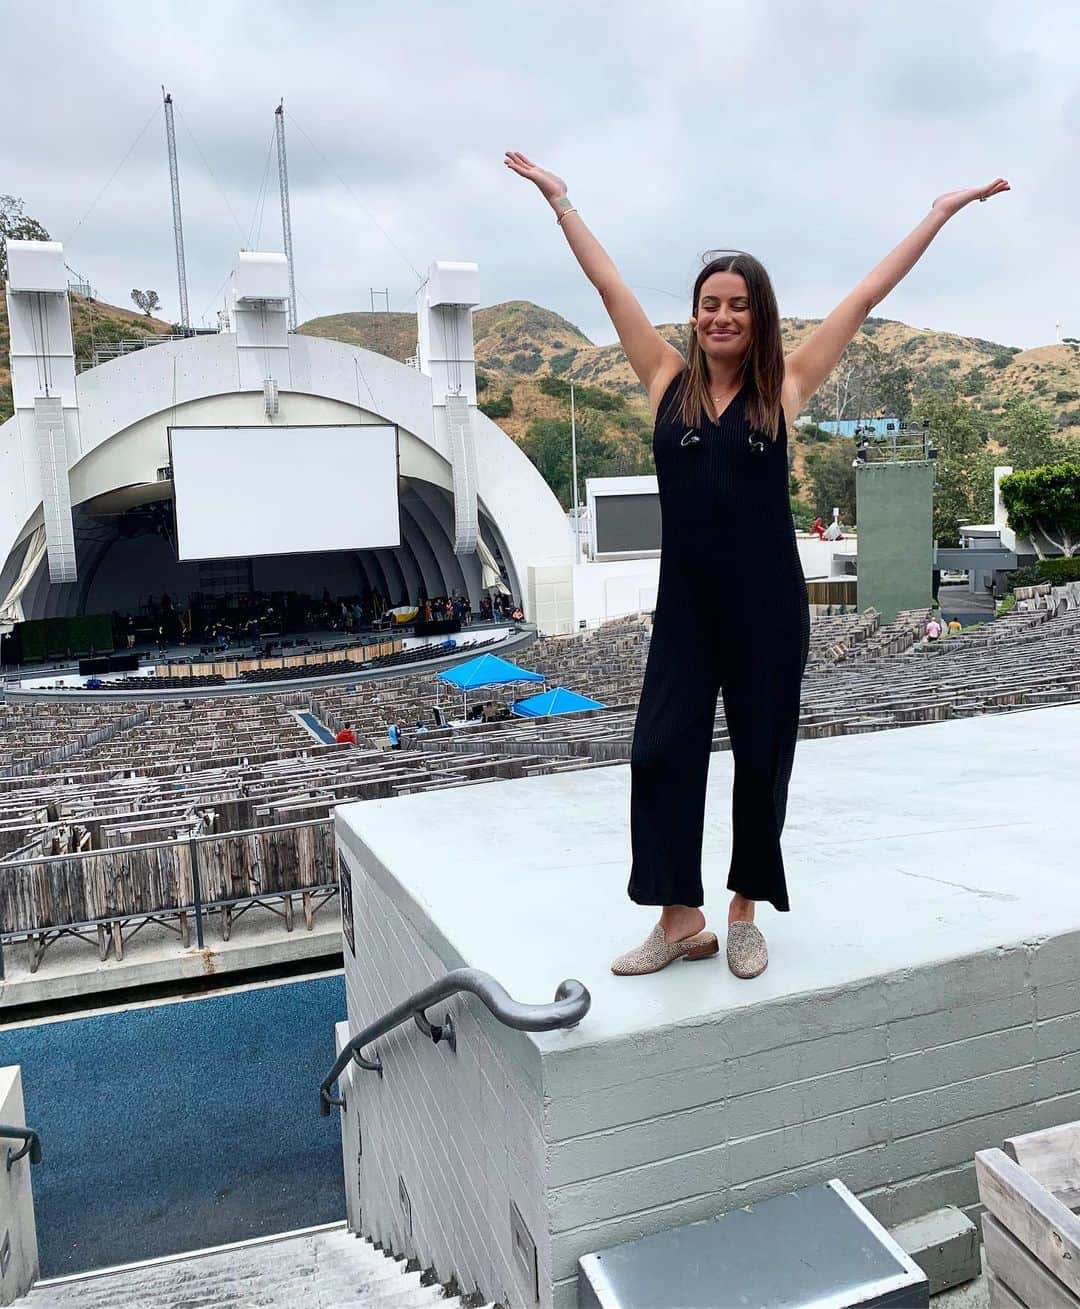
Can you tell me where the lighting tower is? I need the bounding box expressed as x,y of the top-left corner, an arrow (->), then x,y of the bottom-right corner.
274,100 -> 299,331
162,87 -> 190,330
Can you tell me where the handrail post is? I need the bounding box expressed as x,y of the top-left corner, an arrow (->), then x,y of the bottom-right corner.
188,836 -> 205,949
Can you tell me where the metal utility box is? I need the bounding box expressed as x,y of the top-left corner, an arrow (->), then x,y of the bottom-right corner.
578,1179 -> 929,1309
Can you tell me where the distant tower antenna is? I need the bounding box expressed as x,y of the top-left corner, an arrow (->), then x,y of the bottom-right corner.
162,87 -> 190,330
275,100 -> 299,331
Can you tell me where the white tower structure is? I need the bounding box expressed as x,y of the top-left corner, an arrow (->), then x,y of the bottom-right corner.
4,241 -> 79,588
162,88 -> 190,331
227,251 -> 291,409
274,101 -> 299,332
416,262 -> 480,556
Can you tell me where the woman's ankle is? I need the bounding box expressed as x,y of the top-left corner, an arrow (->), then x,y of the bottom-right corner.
728,893 -> 755,925
660,904 -> 706,942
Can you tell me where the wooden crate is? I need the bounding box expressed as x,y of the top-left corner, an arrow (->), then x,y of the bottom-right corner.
975,1121 -> 1080,1308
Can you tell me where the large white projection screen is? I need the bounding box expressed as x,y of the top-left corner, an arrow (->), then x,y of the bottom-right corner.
169,424 -> 401,561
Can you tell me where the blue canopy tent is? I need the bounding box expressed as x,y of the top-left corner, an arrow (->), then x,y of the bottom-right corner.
436,653 -> 544,719
511,687 -> 606,717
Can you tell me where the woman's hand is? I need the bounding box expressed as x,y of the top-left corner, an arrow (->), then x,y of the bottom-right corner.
931,178 -> 1010,220
504,151 -> 568,203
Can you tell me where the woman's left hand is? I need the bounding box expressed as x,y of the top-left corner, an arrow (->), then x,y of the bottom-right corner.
931,178 -> 1010,219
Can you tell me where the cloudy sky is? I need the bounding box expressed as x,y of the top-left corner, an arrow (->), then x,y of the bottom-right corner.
2,0 -> 1075,349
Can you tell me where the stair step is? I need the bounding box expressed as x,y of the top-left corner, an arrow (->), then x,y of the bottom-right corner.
27,1229 -> 457,1309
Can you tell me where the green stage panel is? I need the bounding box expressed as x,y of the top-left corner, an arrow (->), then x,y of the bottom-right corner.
855,461 -> 935,623
15,614 -> 114,663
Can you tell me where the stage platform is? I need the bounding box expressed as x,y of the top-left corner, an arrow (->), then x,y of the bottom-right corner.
333,704 -> 1080,1309
5,623 -> 529,701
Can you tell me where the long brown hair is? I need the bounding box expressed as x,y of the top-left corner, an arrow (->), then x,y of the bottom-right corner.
677,252 -> 785,441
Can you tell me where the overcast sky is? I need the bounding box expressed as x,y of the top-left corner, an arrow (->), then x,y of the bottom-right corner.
2,0 -> 1076,349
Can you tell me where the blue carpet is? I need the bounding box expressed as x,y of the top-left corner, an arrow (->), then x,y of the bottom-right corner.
0,974 -> 347,1276
299,711 -> 337,744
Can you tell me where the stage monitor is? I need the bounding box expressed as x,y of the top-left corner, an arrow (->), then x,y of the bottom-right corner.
169,424 -> 401,562
587,475 -> 661,559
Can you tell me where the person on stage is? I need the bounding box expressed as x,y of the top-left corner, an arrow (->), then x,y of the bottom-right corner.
506,149 -> 1008,979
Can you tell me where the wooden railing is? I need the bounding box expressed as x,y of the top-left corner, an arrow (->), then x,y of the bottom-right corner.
0,818 -> 337,977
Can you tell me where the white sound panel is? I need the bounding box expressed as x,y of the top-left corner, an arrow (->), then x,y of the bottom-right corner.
446,393 -> 479,555
169,424 -> 400,562
35,396 -> 77,583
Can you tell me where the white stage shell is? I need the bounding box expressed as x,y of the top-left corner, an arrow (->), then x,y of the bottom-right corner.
0,322 -> 576,631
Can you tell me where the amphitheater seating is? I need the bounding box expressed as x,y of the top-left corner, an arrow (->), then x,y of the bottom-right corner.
5,592 -> 1080,972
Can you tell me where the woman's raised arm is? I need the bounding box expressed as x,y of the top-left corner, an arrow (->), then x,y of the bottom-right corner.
505,151 -> 684,408
784,178 -> 1010,413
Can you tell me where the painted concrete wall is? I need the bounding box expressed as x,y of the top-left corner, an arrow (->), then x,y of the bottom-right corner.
856,462 -> 934,621
337,833 -> 550,1309
0,1067 -> 39,1304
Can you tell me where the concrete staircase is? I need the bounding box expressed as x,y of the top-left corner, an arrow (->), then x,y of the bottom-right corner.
27,1224 -> 481,1308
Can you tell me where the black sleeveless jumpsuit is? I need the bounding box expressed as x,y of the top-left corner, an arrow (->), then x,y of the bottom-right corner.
628,373 -> 810,913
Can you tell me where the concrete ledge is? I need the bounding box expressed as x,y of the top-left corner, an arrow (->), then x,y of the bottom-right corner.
334,704 -> 1080,1309
0,916 -> 343,1008
893,1207 -> 981,1295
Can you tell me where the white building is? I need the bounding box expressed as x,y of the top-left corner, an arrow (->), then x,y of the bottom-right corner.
0,242 -> 576,634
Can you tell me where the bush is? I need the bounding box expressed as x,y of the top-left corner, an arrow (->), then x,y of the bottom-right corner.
509,349 -> 543,374
1004,566 -> 1039,591
537,375 -> 622,411
1034,557 -> 1080,584
475,371 -> 490,394
790,498 -> 815,530
479,392 -> 513,420
1055,390 -> 1079,404
1005,558 -> 1080,590
988,352 -> 1014,369
549,350 -> 577,376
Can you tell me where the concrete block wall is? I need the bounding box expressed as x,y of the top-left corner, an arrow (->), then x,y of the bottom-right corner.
542,934 -> 1080,1307
338,836 -> 551,1308
0,1066 -> 39,1304
334,789 -> 1080,1309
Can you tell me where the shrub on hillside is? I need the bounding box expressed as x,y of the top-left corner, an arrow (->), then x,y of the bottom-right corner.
479,391 -> 513,420
509,349 -> 543,374
538,375 -> 621,411
549,350 -> 577,376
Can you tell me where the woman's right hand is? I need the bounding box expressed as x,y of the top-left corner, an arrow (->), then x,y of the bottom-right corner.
504,151 -> 567,204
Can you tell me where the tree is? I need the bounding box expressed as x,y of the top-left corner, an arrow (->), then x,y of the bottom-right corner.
0,195 -> 50,282
801,338 -> 912,424
131,289 -> 161,316
877,363 -> 913,420
523,411 -> 623,507
916,386 -> 994,545
805,439 -> 857,524
996,395 -> 1062,470
999,463 -> 1080,558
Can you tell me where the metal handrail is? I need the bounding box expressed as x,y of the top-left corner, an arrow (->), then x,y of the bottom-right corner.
0,1125 -> 41,1171
320,968 -> 590,1115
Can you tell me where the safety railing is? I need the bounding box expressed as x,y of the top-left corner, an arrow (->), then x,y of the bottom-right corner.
0,1125 -> 41,1171
320,968 -> 590,1114
0,818 -> 336,978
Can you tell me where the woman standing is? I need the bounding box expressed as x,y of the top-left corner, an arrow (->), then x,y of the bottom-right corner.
506,151 -> 1008,979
